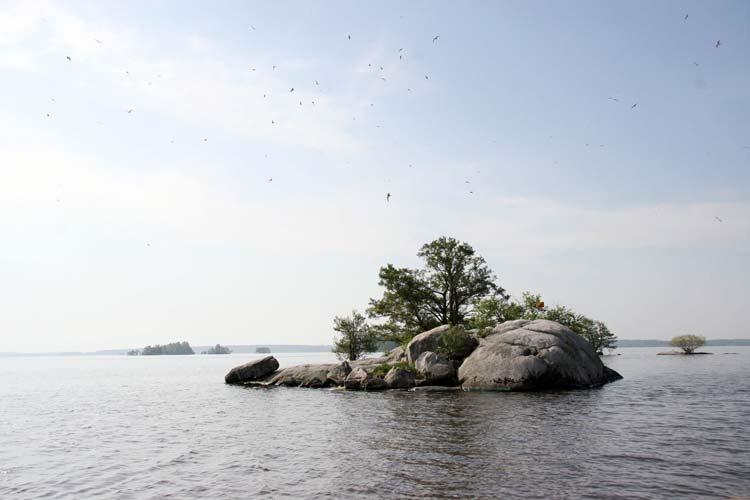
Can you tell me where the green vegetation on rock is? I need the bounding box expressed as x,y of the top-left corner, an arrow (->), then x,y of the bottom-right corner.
372,361 -> 416,378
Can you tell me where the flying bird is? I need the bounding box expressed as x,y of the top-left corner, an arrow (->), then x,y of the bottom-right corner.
268,178 -> 273,182
95,39 -> 102,44
424,75 -> 429,80
127,109 -> 133,114
272,65 -> 276,70
631,103 -> 638,108
290,87 -> 294,92
250,25 -> 256,31
714,216 -> 723,222
684,14 -> 688,21
399,55 -> 402,60
399,48 -> 403,52
432,35 -> 439,42
66,56 -> 71,61
386,192 -> 391,202
608,97 -> 620,102
715,39 -> 721,48
271,120 -> 275,124
379,66 -> 383,70
380,77 -> 386,81
314,80 -> 319,85
348,34 -> 351,40
693,61 -> 700,66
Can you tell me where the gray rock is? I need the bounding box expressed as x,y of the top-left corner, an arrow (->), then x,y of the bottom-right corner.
386,346 -> 406,362
224,356 -> 280,384
406,325 -> 450,363
344,367 -> 388,391
458,319 -> 623,391
415,351 -> 456,385
326,361 -> 351,386
410,385 -> 464,392
350,356 -> 389,370
268,364 -> 335,388
384,367 -> 416,388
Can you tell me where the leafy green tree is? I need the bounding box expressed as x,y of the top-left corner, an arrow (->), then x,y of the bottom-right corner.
670,334 -> 706,354
332,310 -> 378,361
468,292 -> 618,354
369,237 -> 505,343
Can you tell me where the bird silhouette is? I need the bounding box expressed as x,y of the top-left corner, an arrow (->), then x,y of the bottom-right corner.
432,35 -> 439,42
314,80 -> 319,85
608,97 -> 620,102
425,75 -> 429,80
715,40 -> 721,48
95,39 -> 103,44
127,109 -> 133,114
272,65 -> 276,70
684,14 -> 688,21
289,87 -> 294,92
714,216 -> 723,222
348,34 -> 351,40
631,103 -> 638,109
66,56 -> 71,61
380,77 -> 386,81
399,55 -> 402,60
250,25 -> 256,31
268,178 -> 273,182
271,120 -> 275,124
386,192 -> 391,202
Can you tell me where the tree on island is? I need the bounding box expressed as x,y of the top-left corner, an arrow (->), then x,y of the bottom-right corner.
332,310 -> 377,361
140,341 -> 194,355
368,237 -> 506,344
670,335 -> 706,354
202,344 -> 232,355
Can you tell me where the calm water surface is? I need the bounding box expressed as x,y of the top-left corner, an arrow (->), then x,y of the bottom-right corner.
1,348 -> 749,499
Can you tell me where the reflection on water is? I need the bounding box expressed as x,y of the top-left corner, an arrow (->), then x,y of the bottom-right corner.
1,348 -> 749,499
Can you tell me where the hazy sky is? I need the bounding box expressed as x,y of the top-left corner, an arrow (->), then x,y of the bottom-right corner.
1,0 -> 749,352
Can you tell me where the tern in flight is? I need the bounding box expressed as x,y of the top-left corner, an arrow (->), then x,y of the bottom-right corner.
386,193 -> 391,203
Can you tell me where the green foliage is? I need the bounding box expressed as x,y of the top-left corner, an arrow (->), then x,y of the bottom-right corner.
670,334 -> 706,354
126,349 -> 140,356
332,310 -> 378,361
371,361 -> 416,378
368,237 -> 506,343
437,326 -> 476,360
140,341 -> 194,355
468,292 -> 618,354
203,344 -> 232,355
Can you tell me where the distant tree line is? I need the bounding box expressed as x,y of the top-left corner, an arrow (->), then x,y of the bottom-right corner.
127,341 -> 194,356
332,237 -> 618,361
202,344 -> 232,355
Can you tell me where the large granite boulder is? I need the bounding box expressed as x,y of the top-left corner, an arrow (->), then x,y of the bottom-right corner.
344,367 -> 388,391
268,364 -> 335,388
458,319 -> 622,391
225,356 -> 279,384
415,351 -> 456,385
326,361 -> 351,386
384,367 -> 416,388
406,325 -> 450,363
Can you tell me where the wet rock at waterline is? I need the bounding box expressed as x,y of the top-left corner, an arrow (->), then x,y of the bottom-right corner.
458,319 -> 619,391
224,356 -> 279,384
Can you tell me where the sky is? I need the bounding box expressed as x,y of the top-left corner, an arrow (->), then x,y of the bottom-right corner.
1,0 -> 749,352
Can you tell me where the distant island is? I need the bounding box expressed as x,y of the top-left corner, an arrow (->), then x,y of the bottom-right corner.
255,347 -> 271,353
202,344 -> 232,355
127,341 -> 194,356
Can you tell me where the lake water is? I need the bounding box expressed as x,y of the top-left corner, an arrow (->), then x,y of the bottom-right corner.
1,347 -> 749,499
